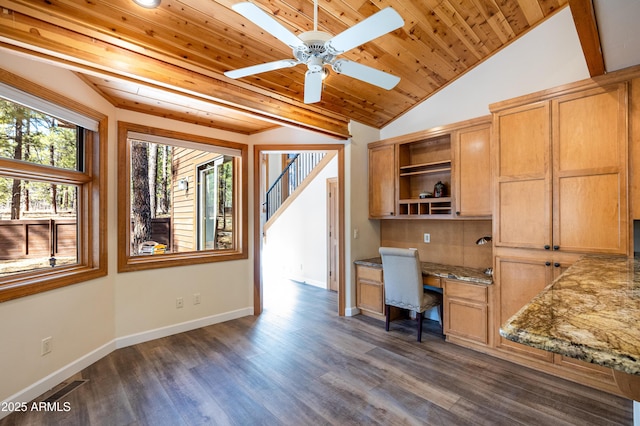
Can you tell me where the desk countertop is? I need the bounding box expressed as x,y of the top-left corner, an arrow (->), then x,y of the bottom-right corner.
500,254 -> 640,375
354,257 -> 493,286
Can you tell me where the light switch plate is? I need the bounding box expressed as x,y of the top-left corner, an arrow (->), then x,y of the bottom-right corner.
424,233 -> 430,243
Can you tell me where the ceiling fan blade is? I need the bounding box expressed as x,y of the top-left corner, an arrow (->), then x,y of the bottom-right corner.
231,2 -> 305,49
325,7 -> 404,55
331,59 -> 400,90
224,59 -> 299,79
304,69 -> 323,104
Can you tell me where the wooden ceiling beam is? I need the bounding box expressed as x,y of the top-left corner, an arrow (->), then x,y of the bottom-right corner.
568,0 -> 605,77
0,7 -> 350,138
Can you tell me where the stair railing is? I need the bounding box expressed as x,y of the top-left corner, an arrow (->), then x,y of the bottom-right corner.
265,152 -> 326,221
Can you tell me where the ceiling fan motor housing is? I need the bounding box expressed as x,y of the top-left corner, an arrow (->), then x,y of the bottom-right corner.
294,31 -> 336,69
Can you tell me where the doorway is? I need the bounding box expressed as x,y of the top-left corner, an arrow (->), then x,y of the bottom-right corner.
253,144 -> 345,316
327,177 -> 339,293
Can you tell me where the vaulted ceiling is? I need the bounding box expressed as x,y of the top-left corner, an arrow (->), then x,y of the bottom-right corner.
0,0 -> 609,137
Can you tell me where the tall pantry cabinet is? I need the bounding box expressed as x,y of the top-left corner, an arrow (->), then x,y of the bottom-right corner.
491,81 -> 629,387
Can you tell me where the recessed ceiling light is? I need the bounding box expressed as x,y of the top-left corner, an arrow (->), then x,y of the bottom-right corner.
133,0 -> 160,8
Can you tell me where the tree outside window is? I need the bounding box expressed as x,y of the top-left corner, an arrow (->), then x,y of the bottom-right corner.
0,70 -> 106,302
118,122 -> 247,272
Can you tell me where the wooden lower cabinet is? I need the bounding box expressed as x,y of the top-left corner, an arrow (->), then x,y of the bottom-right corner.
355,265 -> 384,316
493,252 -> 618,393
443,279 -> 489,347
494,255 -> 555,362
356,258 -> 618,394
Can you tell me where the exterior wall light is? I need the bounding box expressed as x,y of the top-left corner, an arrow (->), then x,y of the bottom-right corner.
178,178 -> 189,191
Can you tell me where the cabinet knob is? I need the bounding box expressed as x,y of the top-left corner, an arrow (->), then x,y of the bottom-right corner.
544,245 -> 551,250
554,262 -> 561,268
456,211 -> 460,215
545,261 -> 551,266
553,245 -> 560,251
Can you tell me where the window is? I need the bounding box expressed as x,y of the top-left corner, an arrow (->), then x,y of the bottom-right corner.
197,156 -> 234,250
0,71 -> 107,302
117,122 -> 247,272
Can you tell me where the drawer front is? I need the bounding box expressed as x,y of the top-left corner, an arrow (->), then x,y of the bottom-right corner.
445,280 -> 487,303
423,275 -> 442,288
356,265 -> 383,283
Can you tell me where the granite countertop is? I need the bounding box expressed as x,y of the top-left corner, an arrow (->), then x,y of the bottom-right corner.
355,257 -> 493,285
500,254 -> 640,375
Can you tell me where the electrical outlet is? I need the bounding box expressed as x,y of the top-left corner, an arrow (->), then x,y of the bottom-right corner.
41,337 -> 52,356
424,233 -> 431,243
176,297 -> 184,309
194,293 -> 201,305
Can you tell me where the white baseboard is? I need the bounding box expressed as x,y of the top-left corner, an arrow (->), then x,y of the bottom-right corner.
0,340 -> 115,420
0,307 -> 254,420
288,275 -> 326,289
345,306 -> 360,317
115,307 -> 254,349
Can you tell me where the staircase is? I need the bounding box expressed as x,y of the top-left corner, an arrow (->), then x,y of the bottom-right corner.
264,151 -> 333,226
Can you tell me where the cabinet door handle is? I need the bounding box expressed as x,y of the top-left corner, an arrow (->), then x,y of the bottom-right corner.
554,262 -> 561,268
553,245 -> 560,251
544,245 -> 551,250
545,261 -> 551,266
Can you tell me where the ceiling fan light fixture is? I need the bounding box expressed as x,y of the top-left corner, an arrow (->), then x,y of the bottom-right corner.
133,0 -> 160,8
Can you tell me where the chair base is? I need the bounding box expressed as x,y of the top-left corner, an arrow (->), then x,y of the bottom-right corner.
385,304 -> 429,342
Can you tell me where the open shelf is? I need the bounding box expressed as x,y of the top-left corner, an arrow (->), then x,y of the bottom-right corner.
398,197 -> 452,216
397,135 -> 452,217
399,160 -> 452,177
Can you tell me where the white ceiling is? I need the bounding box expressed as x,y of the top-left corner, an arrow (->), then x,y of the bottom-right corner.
594,0 -> 640,72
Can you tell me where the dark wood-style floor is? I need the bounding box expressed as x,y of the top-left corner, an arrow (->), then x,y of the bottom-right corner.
1,279 -> 633,425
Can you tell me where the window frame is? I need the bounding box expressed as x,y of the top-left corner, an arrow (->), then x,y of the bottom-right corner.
117,122 -> 248,272
0,68 -> 108,302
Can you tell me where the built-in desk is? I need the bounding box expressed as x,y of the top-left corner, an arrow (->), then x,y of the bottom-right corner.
500,255 -> 640,420
354,258 -> 493,347
354,257 -> 493,287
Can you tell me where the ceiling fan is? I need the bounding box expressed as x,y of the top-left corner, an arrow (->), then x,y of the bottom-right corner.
224,1 -> 404,104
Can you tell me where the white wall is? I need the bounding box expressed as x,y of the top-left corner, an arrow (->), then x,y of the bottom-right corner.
0,51 -> 118,406
112,110 -> 252,341
263,156 -> 338,288
345,121 -> 381,315
0,50 -> 255,409
381,7 -> 590,139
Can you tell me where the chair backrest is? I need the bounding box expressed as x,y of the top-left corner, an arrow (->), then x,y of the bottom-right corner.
379,247 -> 423,309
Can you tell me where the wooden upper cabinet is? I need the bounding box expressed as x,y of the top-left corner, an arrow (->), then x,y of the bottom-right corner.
368,144 -> 396,218
493,83 -> 629,255
494,101 -> 552,249
453,123 -> 491,217
552,84 -> 628,254
368,116 -> 491,220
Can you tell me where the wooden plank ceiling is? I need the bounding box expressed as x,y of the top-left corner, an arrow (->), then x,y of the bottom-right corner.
0,0 -> 568,137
